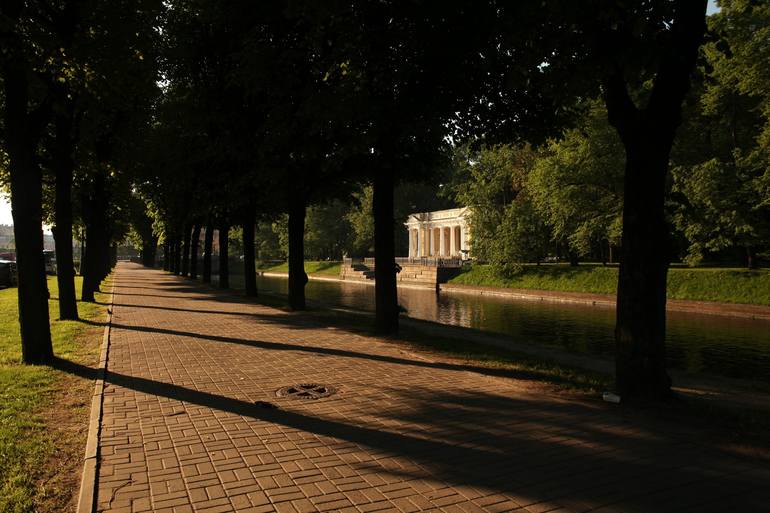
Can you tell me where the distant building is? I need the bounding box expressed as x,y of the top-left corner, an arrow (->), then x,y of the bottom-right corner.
404,207 -> 470,259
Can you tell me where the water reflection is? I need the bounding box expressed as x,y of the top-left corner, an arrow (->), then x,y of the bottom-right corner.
255,276 -> 770,383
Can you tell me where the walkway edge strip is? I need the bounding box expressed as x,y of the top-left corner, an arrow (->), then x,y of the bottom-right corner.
77,283 -> 115,513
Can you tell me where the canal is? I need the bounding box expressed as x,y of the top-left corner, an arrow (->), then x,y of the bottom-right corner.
253,275 -> 770,384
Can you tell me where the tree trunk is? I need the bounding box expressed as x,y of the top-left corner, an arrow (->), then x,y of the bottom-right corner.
52,113 -> 78,320
568,251 -> 579,267
141,236 -> 157,267
373,171 -> 399,334
81,172 -> 108,302
174,237 -> 182,275
746,247 -> 756,269
163,242 -> 170,271
288,196 -> 308,310
167,238 -> 176,273
203,222 -> 213,283
242,209 -> 257,296
603,0 -> 706,401
3,68 -> 53,362
109,243 -> 117,270
614,140 -> 672,399
181,223 -> 191,277
218,223 -> 229,288
190,223 -> 201,279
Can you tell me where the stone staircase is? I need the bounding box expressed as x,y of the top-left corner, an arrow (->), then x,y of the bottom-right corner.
339,262 -> 375,281
340,259 -> 461,287
397,263 -> 439,286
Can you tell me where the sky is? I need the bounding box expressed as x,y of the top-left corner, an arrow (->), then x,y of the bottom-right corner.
0,0 -> 721,227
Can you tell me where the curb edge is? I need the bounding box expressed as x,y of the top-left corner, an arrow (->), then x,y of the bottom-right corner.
76,281 -> 115,513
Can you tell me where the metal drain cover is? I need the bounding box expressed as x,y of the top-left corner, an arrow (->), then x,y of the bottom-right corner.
276,383 -> 336,400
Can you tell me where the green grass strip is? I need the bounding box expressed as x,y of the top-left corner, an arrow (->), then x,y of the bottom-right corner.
0,277 -> 107,512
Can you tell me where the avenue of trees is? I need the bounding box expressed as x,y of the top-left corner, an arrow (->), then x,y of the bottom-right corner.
6,0 -> 766,401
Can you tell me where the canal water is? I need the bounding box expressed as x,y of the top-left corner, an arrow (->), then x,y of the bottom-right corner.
254,275 -> 770,384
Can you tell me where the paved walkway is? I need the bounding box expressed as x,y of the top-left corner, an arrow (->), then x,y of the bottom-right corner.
94,263 -> 769,513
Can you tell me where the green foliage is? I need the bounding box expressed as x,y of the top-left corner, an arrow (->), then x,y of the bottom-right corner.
529,101 -> 624,257
304,200 -> 352,260
668,1 -> 770,267
256,218 -> 287,261
454,143 -> 550,276
345,187 -> 375,256
0,277 -> 106,512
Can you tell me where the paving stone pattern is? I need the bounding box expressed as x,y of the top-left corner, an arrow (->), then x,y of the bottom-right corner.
95,264 -> 770,513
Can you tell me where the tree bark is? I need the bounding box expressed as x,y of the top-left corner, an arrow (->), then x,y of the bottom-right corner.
51,112 -> 78,320
203,222 -> 213,283
613,136 -> 673,399
162,242 -> 170,271
174,236 -> 182,275
218,223 -> 229,288
288,195 -> 308,310
373,171 -> 399,334
181,223 -> 191,277
141,235 -> 158,267
242,209 -> 257,296
603,0 -> 706,400
167,237 -> 176,273
2,65 -> 53,363
746,247 -> 756,269
190,223 -> 201,279
81,171 -> 109,302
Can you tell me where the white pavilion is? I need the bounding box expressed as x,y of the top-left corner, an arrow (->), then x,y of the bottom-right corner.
404,207 -> 470,259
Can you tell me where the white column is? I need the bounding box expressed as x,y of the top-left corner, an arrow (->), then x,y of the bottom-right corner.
450,225 -> 456,257
438,226 -> 444,256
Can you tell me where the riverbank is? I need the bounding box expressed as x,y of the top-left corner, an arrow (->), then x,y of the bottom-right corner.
450,263 -> 770,306
0,276 -> 108,512
259,260 -> 341,276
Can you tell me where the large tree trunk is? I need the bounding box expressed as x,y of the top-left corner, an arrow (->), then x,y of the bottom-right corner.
287,196 -> 308,310
181,223 -> 191,277
3,67 -> 53,363
218,223 -> 229,288
373,171 -> 399,334
242,209 -> 257,296
190,223 -> 201,279
52,112 -> 78,320
203,222 -> 213,283
81,172 -> 109,302
614,138 -> 672,399
604,0 -> 706,400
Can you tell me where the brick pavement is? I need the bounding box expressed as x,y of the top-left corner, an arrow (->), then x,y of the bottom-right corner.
93,263 -> 769,513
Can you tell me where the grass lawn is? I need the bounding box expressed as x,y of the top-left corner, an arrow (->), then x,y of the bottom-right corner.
449,264 -> 770,306
259,260 -> 342,277
0,277 -> 109,513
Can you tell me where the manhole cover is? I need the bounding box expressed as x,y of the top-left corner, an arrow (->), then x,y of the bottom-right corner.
276,383 -> 336,400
